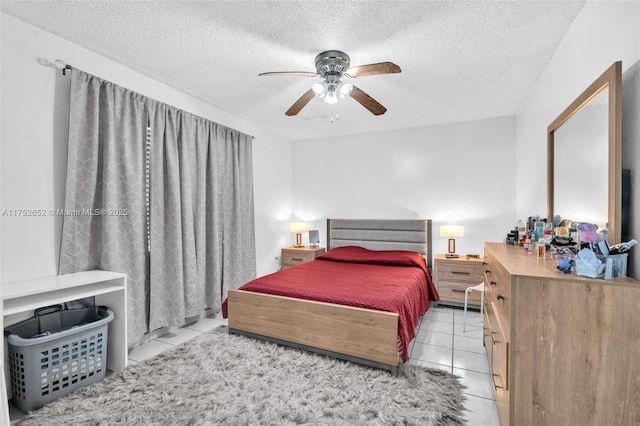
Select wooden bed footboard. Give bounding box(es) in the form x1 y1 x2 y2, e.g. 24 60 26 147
227 289 400 372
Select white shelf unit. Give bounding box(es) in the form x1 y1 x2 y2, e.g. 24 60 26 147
1 271 128 421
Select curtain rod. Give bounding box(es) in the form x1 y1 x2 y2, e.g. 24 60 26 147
54 59 72 76
51 59 255 140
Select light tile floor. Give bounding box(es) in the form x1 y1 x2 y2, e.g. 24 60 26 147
11 307 499 424
409 305 500 425
127 316 227 364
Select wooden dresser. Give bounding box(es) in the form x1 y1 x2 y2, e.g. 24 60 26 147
483 242 640 425
281 246 325 270
433 254 485 307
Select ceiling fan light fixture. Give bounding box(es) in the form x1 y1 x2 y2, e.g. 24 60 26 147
312 82 325 98
325 91 338 104
339 83 353 99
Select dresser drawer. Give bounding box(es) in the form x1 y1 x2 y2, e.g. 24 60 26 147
485 300 509 389
484 299 510 425
281 247 325 269
490 302 509 391
483 254 511 324
483 305 493 367
495 386 510 426
437 280 482 304
282 250 315 266
437 261 484 283
494 261 511 324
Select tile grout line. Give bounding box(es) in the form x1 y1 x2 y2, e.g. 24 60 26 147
129 322 224 363
451 313 456 373
461 392 496 402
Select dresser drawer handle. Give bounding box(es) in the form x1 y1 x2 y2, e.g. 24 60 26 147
490 281 497 286
291 257 304 261
497 294 505 301
451 289 466 293
451 271 470 275
485 270 491 274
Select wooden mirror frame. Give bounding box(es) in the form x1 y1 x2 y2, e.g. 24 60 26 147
547 61 622 244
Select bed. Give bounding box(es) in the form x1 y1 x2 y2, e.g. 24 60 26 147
225 219 435 374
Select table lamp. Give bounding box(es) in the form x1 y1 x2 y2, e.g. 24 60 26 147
290 222 308 247
440 225 464 258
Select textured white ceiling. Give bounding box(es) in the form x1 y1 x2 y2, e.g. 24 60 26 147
1 0 586 141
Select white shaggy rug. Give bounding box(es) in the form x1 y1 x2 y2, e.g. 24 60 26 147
20 327 466 425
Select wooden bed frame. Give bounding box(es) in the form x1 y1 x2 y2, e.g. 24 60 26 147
227 219 432 374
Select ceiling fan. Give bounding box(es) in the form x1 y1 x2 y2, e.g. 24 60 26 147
259 50 401 117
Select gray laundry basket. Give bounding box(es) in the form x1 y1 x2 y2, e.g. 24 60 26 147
4 305 114 412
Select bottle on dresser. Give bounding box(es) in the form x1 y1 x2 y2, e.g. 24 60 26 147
536 238 546 258
517 219 526 244
524 234 533 254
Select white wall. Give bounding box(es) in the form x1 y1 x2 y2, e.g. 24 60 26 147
252 138 293 275
0 13 292 282
291 116 517 260
516 0 640 277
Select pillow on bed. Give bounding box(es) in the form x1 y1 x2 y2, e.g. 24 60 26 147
316 245 427 271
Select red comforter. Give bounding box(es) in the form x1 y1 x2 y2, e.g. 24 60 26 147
223 246 438 362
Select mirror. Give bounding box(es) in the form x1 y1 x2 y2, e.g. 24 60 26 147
554 89 609 225
547 61 622 244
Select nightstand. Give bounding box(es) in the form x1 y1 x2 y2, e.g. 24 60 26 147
433 254 485 307
281 246 326 270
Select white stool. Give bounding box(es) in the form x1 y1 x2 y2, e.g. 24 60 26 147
463 282 484 332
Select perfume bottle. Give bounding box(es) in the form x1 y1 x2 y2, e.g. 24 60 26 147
543 222 554 245
517 219 526 243
524 234 532 254
536 239 546 258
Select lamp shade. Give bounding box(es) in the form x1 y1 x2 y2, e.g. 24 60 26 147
440 225 464 238
289 222 309 233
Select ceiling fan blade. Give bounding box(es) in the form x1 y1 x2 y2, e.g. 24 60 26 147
350 86 387 115
258 71 317 77
285 89 315 116
346 62 401 78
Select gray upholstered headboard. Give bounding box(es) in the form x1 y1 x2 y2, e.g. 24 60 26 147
327 219 433 269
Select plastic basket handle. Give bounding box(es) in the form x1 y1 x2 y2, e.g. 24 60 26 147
34 304 64 317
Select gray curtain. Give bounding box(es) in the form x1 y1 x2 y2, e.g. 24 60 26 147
60 69 256 344
147 101 256 331
59 70 149 344
215 124 256 302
